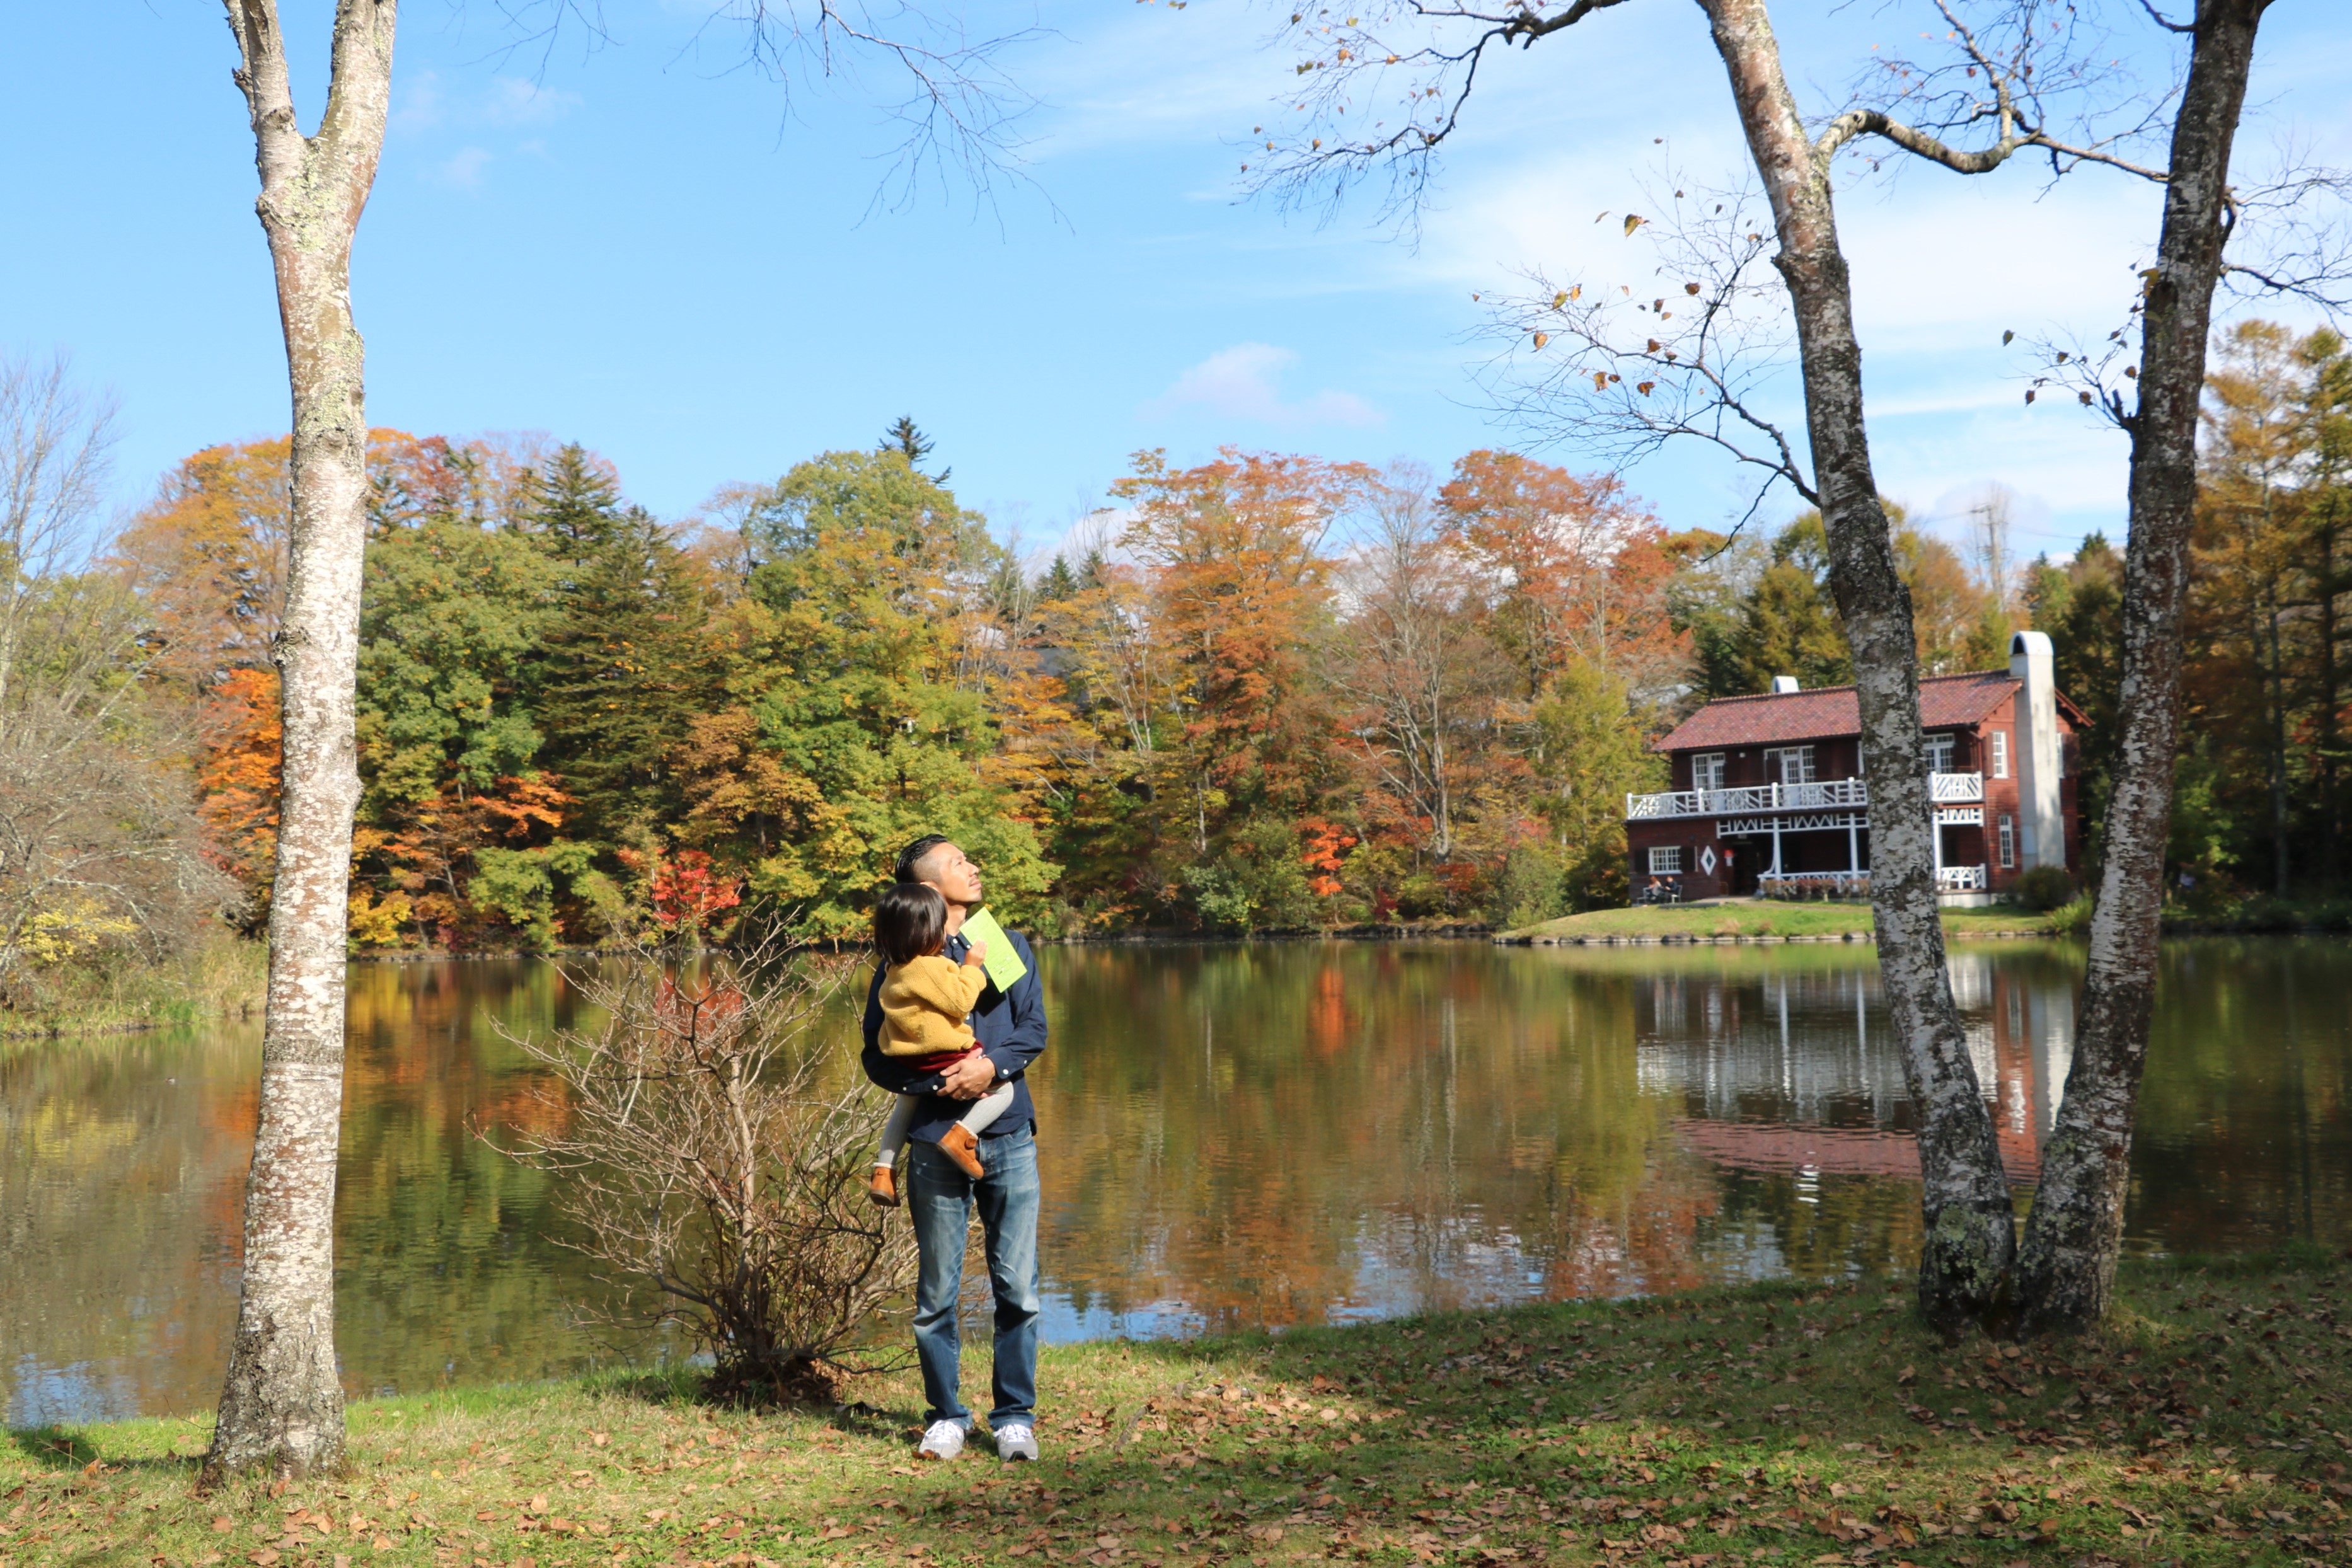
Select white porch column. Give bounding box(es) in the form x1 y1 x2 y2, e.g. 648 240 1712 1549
1847 819 1860 872
1770 819 1784 878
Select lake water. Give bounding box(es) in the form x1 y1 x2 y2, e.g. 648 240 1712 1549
5 938 2347 1425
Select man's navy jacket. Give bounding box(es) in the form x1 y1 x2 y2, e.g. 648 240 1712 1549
860 924 1046 1145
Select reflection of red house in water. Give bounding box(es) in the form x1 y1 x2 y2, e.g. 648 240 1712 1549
1625 632 2086 905
1649 961 2070 1182
1673 1116 2048 1182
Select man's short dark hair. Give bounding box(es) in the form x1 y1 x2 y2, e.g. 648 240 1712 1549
894 834 954 885
874 882 949 967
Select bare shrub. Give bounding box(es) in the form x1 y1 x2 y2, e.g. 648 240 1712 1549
0 354 236 1015
487 952 914 1402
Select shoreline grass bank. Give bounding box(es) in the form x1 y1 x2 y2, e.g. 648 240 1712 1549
1500 901 2068 945
10 1252 2349 1567
1 935 264 1041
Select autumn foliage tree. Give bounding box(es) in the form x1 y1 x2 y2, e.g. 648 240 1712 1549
1440 450 1683 700
1114 449 1366 857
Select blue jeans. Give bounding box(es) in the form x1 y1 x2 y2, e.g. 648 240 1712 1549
908 1122 1040 1429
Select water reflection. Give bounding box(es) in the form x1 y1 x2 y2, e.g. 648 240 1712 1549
8 938 2352 1424
1632 949 2079 1180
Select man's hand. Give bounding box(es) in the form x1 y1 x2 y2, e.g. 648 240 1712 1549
939 1052 998 1100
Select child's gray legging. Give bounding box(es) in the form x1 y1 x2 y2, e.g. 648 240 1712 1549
876 1080 1015 1165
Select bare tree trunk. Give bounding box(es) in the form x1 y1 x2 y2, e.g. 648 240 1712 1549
2015 0 2269 1335
2268 580 2290 897
1699 0 2017 1327
204 0 398 1483
2320 516 2341 887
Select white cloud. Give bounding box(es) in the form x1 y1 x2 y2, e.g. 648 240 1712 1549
433 147 493 189
391 70 578 139
1142 343 1384 429
485 76 582 126
393 69 446 133
1022 0 1285 160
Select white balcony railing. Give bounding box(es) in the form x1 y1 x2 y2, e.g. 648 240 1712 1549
1937 864 1988 892
1626 772 1982 821
1932 771 1986 804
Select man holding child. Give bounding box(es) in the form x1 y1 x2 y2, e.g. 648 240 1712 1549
860 835 1047 1463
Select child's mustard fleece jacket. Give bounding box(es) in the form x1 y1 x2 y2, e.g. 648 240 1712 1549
875 955 989 1059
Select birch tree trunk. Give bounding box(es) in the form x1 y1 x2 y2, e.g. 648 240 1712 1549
2015 0 2269 1335
1698 0 2018 1327
204 0 398 1483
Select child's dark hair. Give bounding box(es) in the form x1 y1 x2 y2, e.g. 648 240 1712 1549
874 882 950 967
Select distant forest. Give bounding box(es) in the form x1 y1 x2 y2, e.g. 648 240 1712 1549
3 320 2345 986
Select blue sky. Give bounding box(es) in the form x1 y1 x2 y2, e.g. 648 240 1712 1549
4 1 2347 565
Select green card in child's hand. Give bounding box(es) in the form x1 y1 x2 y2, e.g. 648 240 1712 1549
957 907 1029 993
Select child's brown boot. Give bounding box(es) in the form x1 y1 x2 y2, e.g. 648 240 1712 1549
938 1124 986 1180
868 1165 899 1208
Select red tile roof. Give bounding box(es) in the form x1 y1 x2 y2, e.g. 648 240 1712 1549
1655 670 2021 751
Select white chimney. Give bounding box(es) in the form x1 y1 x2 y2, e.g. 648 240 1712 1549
2009 630 2064 869
1770 675 1801 694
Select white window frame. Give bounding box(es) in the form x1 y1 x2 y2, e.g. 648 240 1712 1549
1990 729 2010 779
1765 745 1818 785
1997 814 2016 869
1649 846 1684 875
1691 752 1727 791
1922 732 1956 775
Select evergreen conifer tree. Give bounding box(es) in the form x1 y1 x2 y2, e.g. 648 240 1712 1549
880 415 949 484
519 445 708 843
1039 553 1081 603
1729 515 1854 693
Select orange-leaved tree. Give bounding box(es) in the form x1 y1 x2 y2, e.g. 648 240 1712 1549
196 666 285 926
1113 449 1369 860
112 439 294 689
1439 450 1684 700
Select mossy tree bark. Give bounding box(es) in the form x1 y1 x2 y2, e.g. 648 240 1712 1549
204 0 397 1483
2016 0 2272 1335
1695 0 2019 1328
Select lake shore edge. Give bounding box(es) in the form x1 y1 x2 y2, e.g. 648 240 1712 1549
1 935 266 1042
1497 901 2068 945
15 907 2347 1038
9 1248 2345 1567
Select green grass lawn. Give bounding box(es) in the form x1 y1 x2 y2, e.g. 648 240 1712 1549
1503 901 2063 943
10 1251 2349 1567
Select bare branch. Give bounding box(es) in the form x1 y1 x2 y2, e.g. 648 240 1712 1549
1244 0 1644 228
1479 180 1818 517
1828 0 2174 188
488 0 1048 210
2014 320 2143 432
2218 151 2352 314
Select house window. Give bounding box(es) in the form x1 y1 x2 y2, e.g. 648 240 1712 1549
1649 846 1684 875
1692 752 1726 791
1765 745 1818 785
1922 732 1955 775
1990 729 2010 779
1998 814 2016 868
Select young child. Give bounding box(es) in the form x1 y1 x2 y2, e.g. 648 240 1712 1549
867 881 1016 1207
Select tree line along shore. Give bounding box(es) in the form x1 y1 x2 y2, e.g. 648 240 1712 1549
9 322 2351 1028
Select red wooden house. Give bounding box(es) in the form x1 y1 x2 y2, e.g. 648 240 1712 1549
1623 631 2085 904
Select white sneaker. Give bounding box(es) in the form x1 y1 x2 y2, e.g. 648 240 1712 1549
994 1422 1039 1462
916 1419 966 1461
